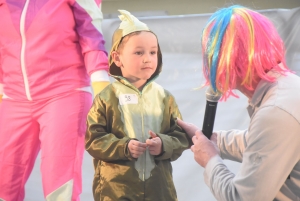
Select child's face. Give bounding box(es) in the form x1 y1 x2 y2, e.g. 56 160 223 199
116 31 158 89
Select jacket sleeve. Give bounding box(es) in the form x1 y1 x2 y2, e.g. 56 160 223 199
85 93 133 162
0 51 2 84
155 94 191 161
72 0 109 75
216 129 248 162
204 106 300 201
0 52 3 99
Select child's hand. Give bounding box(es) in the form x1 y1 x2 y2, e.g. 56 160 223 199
146 130 162 156
128 140 147 158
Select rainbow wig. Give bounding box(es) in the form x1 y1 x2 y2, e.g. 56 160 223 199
202 5 289 100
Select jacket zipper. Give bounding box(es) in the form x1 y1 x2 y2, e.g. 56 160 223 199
20 0 32 100
140 92 146 182
139 92 146 200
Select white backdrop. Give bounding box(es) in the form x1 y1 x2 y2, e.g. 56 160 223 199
25 7 300 201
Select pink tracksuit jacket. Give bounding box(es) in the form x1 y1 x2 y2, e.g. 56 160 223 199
0 0 109 201
0 0 108 101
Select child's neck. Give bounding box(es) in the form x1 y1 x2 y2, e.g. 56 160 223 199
126 78 147 91
133 81 147 91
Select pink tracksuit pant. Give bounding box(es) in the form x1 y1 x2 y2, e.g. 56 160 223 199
0 91 92 201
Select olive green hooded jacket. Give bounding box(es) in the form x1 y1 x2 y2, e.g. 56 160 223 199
85 26 190 200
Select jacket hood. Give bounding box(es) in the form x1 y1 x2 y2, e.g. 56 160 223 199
108 10 162 79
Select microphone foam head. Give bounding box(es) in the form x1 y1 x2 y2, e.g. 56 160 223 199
205 87 222 102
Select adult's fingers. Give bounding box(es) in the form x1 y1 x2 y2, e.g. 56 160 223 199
210 132 218 143
176 118 189 130
177 119 200 138
190 145 195 152
191 131 202 144
191 130 206 147
195 130 205 139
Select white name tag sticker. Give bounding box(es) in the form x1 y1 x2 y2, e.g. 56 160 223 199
119 94 138 105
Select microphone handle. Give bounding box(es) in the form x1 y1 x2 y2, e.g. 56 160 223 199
202 100 218 139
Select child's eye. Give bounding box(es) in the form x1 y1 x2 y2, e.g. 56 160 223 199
150 51 157 55
135 51 143 55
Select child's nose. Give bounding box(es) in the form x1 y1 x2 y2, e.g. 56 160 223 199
143 55 151 63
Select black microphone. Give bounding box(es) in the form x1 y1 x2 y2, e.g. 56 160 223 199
202 87 221 139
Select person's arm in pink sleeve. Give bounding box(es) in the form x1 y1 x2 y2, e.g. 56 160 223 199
0 52 3 103
72 0 110 96
0 84 2 103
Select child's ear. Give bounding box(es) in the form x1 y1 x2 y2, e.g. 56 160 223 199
111 51 122 67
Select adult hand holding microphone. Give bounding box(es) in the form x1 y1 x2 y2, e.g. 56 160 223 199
177 87 220 167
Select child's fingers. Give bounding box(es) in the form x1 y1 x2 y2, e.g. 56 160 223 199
149 148 160 155
138 142 148 148
130 148 145 158
134 146 146 152
131 153 139 158
128 140 147 157
146 138 156 146
149 130 158 138
131 140 147 148
149 147 157 152
145 139 151 145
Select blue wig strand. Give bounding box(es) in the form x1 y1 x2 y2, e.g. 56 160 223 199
206 5 242 92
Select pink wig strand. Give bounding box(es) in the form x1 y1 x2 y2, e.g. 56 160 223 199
202 5 290 100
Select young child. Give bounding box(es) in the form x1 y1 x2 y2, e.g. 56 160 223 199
85 10 190 201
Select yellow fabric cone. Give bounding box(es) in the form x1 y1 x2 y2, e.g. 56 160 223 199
92 81 110 97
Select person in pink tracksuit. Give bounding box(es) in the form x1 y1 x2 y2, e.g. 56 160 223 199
0 0 110 200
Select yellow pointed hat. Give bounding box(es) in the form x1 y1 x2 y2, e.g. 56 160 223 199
109 10 162 77
118 10 150 36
